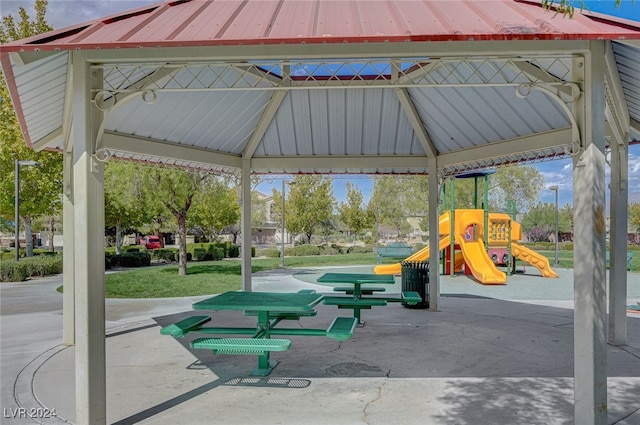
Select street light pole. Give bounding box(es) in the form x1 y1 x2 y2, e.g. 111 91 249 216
549 185 559 266
15 160 41 261
281 178 285 267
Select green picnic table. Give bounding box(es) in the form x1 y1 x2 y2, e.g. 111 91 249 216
318 273 395 324
191 291 324 375
160 291 358 376
317 272 423 324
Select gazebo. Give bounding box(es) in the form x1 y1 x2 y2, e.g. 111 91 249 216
2 0 639 423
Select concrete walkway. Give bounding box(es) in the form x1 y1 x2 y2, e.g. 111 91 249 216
2 267 640 424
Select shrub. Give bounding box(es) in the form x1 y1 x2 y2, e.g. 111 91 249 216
151 248 177 262
286 245 321 256
105 252 115 269
122 245 143 252
0 262 28 282
0 254 63 282
227 245 240 258
192 247 208 261
346 246 371 254
317 244 341 255
216 242 229 257
257 248 281 258
33 249 57 256
187 243 227 259
1 251 16 261
111 252 151 268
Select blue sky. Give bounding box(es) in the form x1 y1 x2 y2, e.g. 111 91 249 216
4 0 639 209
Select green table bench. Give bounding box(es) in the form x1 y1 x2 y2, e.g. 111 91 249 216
318 272 395 324
376 243 413 263
161 290 359 375
605 251 634 271
333 286 386 295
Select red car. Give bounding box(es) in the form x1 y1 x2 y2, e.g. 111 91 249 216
141 235 162 250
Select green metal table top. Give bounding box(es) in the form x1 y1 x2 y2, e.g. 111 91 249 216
193 291 324 312
317 273 395 284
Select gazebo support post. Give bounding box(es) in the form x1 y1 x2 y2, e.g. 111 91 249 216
72 51 107 425
609 137 628 345
62 145 75 346
572 41 607 425
428 158 440 311
241 159 252 291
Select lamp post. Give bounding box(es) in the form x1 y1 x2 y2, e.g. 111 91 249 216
549 185 559 266
281 179 286 267
15 160 41 261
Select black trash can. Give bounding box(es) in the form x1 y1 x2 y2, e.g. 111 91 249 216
400 261 429 309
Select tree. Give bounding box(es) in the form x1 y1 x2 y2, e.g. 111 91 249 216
559 203 574 234
543 0 626 18
489 166 545 212
338 182 372 244
369 176 413 239
0 1 60 257
272 175 335 244
630 203 640 233
189 177 240 242
141 166 205 275
521 202 573 241
104 162 156 254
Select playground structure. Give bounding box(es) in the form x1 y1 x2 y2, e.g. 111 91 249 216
374 170 558 284
373 210 559 284
375 211 559 283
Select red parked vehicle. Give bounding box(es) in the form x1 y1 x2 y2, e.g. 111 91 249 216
141 235 162 250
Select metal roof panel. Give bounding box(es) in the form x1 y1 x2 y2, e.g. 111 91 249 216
10 52 68 145
3 0 640 52
612 42 640 124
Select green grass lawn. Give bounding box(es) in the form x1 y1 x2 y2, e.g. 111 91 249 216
76 248 637 299
103 253 380 298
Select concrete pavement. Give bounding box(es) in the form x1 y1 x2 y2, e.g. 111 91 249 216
2 267 640 424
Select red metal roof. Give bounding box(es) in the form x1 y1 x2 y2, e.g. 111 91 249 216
3 0 640 52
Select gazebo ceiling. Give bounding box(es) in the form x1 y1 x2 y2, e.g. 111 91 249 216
2 0 640 176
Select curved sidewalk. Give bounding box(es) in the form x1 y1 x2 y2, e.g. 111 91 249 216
2 268 640 424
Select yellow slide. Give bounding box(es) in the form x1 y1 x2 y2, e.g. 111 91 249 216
457 237 507 284
373 235 452 275
512 242 559 278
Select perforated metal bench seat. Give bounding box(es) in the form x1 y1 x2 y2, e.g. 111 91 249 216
243 309 318 320
322 296 387 309
401 291 423 304
191 338 292 355
160 315 211 338
325 317 358 341
332 286 386 295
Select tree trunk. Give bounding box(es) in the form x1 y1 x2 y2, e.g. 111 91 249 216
48 217 55 252
115 217 122 255
24 217 35 257
178 214 187 276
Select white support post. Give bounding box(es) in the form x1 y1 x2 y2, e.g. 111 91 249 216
62 146 75 345
428 158 440 311
572 41 607 425
72 51 107 425
609 138 628 345
241 159 252 291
